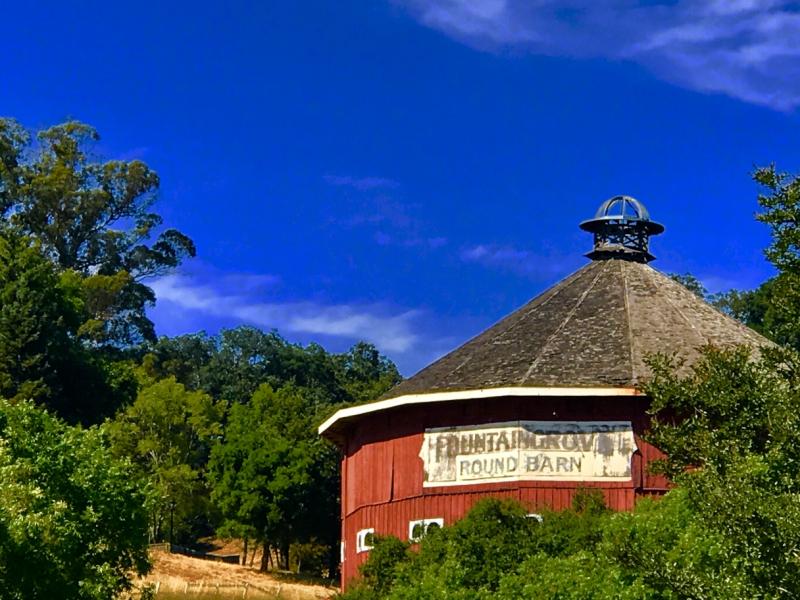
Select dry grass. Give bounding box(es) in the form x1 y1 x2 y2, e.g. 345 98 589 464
134 549 338 600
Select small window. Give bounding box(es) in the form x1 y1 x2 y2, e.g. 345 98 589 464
408 518 444 542
526 513 543 523
340 541 345 563
356 528 375 553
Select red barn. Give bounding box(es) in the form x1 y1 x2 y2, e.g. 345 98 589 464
319 197 769 588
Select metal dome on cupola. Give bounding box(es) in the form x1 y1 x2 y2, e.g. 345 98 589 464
580 195 665 263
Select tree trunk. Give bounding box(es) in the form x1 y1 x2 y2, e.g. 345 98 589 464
242 537 248 566
280 542 290 571
260 542 269 571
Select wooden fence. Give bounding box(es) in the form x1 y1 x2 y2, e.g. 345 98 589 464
142 579 329 599
148 580 283 597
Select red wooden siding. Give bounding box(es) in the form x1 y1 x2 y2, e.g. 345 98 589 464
338 394 669 587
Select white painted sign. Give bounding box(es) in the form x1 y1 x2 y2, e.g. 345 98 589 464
420 421 637 487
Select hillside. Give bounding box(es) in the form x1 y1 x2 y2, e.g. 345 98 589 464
136 549 338 599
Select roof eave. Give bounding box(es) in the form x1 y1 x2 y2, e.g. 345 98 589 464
319 385 644 445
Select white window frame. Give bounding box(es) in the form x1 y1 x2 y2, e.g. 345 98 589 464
408 518 444 542
526 513 544 522
340 541 345 563
356 528 375 553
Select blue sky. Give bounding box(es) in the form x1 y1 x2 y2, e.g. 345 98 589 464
2 1 799 374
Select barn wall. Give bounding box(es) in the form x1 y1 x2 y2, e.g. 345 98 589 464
341 482 636 583
338 394 668 586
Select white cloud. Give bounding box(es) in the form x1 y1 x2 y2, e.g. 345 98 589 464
460 243 578 278
150 274 421 353
398 0 800 110
461 243 530 263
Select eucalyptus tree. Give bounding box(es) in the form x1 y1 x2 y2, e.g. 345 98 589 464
0 117 195 346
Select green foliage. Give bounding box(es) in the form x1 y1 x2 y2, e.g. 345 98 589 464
2 119 194 277
334 342 402 404
290 540 331 577
208 384 340 571
398 499 540 594
754 165 800 275
142 333 216 391
135 330 399 571
107 376 224 543
642 346 800 597
706 166 800 352
503 349 800 599
0 119 28 215
668 273 709 300
0 117 195 346
643 346 797 478
0 399 149 599
357 537 410 596
343 495 619 600
0 230 80 403
0 228 136 422
145 327 399 407
0 114 409 589
711 276 787 338
533 488 610 558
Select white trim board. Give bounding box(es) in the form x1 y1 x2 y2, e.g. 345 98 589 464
318 386 642 436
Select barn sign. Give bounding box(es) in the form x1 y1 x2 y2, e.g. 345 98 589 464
420 421 637 486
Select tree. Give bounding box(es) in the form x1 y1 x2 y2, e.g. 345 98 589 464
142 333 217 391
0 118 195 345
203 327 349 405
144 328 400 407
668 273 708 300
107 376 224 543
0 230 80 403
0 119 27 215
208 384 340 571
703 166 800 353
0 399 150 599
751 165 800 350
639 346 800 597
0 228 136 422
335 341 402 404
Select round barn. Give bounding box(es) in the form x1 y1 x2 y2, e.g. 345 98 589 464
319 197 770 587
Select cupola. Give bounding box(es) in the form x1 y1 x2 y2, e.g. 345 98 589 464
579 195 664 262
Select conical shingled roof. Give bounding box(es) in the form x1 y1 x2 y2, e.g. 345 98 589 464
382 258 771 400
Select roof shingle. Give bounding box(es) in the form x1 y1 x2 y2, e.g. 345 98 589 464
383 258 770 399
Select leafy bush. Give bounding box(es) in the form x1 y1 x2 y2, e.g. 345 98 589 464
341 494 616 599
290 540 330 577
0 399 150 599
358 536 410 596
